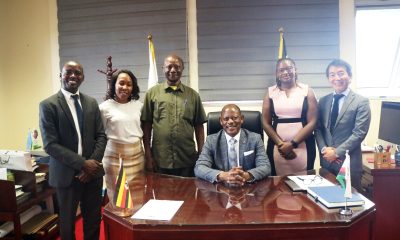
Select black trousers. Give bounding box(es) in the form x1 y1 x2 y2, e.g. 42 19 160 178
56 177 103 240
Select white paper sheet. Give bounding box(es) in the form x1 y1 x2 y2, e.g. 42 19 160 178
132 199 184 221
0 168 7 180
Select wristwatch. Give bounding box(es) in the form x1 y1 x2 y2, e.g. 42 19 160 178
290 140 299 148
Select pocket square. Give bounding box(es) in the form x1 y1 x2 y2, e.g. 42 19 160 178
244 150 254 156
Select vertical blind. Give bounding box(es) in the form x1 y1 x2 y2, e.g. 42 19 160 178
197 0 340 101
58 0 339 102
58 0 187 102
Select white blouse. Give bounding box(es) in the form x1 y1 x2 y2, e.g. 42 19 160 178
99 99 143 144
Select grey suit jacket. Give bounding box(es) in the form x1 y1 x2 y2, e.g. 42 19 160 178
194 129 271 183
315 90 371 176
39 91 107 188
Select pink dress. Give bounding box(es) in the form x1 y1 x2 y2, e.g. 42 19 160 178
267 83 316 176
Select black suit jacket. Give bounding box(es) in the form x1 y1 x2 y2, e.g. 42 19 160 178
39 91 107 188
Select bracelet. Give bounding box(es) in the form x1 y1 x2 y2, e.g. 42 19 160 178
291 140 299 148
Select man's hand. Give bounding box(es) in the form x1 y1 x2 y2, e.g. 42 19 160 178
76 171 93 183
322 147 342 163
217 167 250 186
82 160 102 176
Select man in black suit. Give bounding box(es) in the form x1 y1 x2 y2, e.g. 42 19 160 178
39 61 107 240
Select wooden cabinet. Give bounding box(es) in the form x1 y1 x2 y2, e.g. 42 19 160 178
0 166 58 240
362 152 400 240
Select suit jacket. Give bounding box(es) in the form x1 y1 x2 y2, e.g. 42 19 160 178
39 91 107 188
194 129 271 183
315 90 371 176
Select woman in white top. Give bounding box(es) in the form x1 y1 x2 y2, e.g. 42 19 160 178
99 69 144 209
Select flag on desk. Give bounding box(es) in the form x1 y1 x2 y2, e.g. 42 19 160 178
147 34 159 89
114 156 133 208
278 28 287 59
336 150 352 198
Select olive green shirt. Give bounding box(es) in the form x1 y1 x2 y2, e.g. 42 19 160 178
141 82 207 169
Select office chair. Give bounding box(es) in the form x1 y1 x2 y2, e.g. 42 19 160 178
207 110 264 141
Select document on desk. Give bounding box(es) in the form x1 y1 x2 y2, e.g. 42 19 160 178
132 199 184 221
0 168 6 180
287 175 334 191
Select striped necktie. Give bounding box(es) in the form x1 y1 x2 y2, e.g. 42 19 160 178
228 138 237 168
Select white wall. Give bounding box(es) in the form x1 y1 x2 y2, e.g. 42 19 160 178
0 0 59 150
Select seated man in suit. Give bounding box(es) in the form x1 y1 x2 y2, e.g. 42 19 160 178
195 104 271 186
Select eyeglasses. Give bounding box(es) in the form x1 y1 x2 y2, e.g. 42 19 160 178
297 175 323 185
328 71 347 79
278 67 294 74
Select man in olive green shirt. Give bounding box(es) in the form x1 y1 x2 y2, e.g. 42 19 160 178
141 54 207 177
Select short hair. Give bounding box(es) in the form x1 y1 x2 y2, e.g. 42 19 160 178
221 104 242 116
325 59 352 78
105 69 140 101
164 54 184 69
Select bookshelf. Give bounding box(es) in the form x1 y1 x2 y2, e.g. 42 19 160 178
0 166 58 240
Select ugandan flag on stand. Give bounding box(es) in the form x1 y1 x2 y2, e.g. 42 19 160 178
114 156 133 208
336 150 352 199
278 28 288 59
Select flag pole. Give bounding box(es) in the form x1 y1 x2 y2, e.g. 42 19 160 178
147 34 158 89
278 27 287 59
339 150 353 216
340 197 353 216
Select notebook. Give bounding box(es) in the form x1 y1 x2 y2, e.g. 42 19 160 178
308 185 365 208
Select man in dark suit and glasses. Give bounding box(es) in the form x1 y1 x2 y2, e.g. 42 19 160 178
315 59 371 191
39 61 107 240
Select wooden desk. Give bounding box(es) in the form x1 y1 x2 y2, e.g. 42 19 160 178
362 153 400 240
103 172 375 240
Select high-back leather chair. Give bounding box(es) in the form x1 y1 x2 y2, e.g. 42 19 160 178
207 110 264 141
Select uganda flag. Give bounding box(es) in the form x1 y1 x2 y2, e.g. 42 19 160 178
278 28 287 59
114 156 133 208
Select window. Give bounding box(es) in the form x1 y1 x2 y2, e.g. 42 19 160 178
356 8 400 97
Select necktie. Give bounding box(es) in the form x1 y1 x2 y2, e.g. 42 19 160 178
330 94 344 133
228 138 237 168
71 94 83 133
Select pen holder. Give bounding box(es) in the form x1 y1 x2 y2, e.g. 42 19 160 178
374 152 391 168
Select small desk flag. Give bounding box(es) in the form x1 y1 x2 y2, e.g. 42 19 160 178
147 35 158 89
114 155 133 209
336 150 352 198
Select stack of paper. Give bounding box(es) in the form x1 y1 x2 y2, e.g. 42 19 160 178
132 200 184 221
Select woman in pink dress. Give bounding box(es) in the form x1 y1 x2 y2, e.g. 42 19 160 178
262 58 317 176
